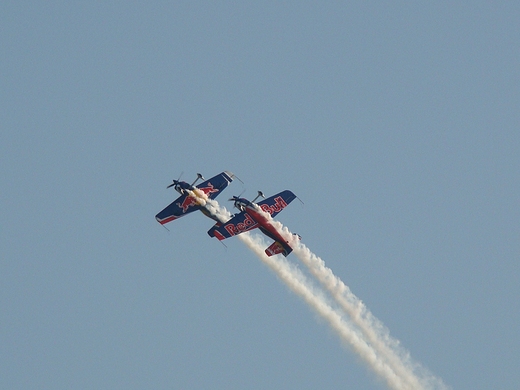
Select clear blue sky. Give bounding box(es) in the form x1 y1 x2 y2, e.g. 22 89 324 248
2 2 519 389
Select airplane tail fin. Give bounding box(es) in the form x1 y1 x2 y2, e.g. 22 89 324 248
265 241 293 257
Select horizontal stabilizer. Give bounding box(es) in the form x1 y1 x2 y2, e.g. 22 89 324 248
265 240 293 257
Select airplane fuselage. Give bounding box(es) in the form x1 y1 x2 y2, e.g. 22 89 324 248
244 205 290 247
206 189 297 257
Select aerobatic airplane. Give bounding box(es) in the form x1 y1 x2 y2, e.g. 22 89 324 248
207 190 299 257
155 171 235 225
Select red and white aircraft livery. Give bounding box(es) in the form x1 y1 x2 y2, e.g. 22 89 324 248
207 190 299 257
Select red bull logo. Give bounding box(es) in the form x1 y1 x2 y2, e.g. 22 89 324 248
176 183 220 213
260 196 288 215
176 195 198 213
197 183 219 197
224 213 257 236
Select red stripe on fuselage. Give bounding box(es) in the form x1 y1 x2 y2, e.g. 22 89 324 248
246 206 288 245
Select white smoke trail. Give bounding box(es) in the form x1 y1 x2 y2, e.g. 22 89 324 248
293 243 433 389
269 219 448 390
237 232 412 390
204 199 447 389
205 200 414 389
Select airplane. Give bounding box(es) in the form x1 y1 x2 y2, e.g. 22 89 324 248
207 190 299 257
155 171 235 225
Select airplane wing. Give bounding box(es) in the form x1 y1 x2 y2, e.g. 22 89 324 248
256 190 297 218
194 171 235 200
155 194 202 224
155 171 234 225
207 211 259 240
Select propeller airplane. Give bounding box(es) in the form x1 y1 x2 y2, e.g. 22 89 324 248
155 171 235 225
207 190 300 257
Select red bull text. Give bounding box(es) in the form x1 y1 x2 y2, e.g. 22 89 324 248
260 196 288 215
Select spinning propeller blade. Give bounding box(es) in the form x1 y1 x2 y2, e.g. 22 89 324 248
167 172 184 189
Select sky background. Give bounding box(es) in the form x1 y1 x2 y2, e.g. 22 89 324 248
2 2 519 389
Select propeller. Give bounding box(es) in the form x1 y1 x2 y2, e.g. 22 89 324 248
228 195 241 209
166 179 180 189
167 172 184 189
229 189 247 209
